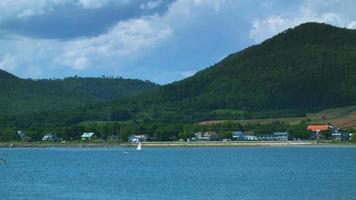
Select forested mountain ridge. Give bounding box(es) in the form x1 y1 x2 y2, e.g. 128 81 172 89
2 22 356 128
137 22 356 112
0 72 158 117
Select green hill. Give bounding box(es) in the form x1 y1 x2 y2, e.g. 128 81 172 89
107 22 356 122
0 72 158 117
152 22 356 111
2 22 356 128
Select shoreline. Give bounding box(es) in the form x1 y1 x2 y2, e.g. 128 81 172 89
1 141 355 148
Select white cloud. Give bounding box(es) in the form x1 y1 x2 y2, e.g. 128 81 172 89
0 0 74 23
249 0 352 43
0 0 241 81
140 0 162 10
0 54 18 72
250 15 286 43
17 9 38 19
2 0 356 83
348 21 356 29
0 0 128 22
58 16 173 70
77 0 131 9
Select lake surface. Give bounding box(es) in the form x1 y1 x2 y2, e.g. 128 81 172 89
1 147 355 200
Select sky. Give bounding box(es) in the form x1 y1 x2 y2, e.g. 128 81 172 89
0 0 355 84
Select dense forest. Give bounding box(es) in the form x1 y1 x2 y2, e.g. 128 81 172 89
78 22 356 123
0 71 158 117
1 22 356 141
137 22 356 111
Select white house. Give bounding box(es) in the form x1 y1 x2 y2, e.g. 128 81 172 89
42 133 59 141
194 131 219 141
128 135 149 143
81 132 96 140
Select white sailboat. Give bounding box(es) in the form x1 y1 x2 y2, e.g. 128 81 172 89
136 142 142 151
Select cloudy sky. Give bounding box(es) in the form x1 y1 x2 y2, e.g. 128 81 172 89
0 0 355 84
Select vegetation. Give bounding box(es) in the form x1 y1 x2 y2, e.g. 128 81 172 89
31 22 355 126
0 71 157 117
1 22 356 142
0 120 313 142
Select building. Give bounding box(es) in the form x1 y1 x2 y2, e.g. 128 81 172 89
232 131 258 141
128 135 149 143
81 132 96 140
257 134 274 141
307 124 334 140
307 124 332 132
245 135 258 141
42 133 60 141
194 131 219 141
272 132 289 141
232 131 245 141
331 130 353 141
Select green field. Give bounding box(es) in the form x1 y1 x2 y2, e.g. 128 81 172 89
199 105 356 129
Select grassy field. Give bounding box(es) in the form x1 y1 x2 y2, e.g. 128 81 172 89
199 105 356 129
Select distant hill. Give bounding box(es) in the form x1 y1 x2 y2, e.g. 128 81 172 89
108 22 356 121
150 22 356 111
0 72 158 117
2 22 356 127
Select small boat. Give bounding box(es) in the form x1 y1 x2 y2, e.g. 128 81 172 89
136 142 142 151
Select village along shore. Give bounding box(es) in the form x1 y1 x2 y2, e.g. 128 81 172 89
0 140 355 148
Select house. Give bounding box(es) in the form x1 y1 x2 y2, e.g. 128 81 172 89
81 132 96 140
232 131 245 141
245 135 258 141
272 132 289 141
128 135 149 143
331 130 353 141
232 131 257 141
42 133 60 141
194 131 219 141
257 134 274 141
307 124 334 140
307 124 332 132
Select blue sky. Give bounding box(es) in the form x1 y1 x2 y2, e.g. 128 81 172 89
0 0 355 84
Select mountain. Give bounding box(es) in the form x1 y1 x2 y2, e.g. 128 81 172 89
155 23 356 110
125 23 355 111
2 22 356 127
79 22 354 123
0 72 158 117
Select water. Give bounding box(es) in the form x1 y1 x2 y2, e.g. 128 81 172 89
0 147 355 200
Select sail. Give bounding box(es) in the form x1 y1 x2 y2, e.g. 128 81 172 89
136 142 142 151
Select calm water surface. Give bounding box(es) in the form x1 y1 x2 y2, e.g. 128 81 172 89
0 147 355 200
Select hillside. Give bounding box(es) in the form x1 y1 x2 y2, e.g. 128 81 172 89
0 71 158 117
199 105 356 129
108 22 356 121
154 23 356 110
2 22 356 128
0 69 18 79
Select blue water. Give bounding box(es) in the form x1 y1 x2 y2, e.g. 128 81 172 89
0 147 355 200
